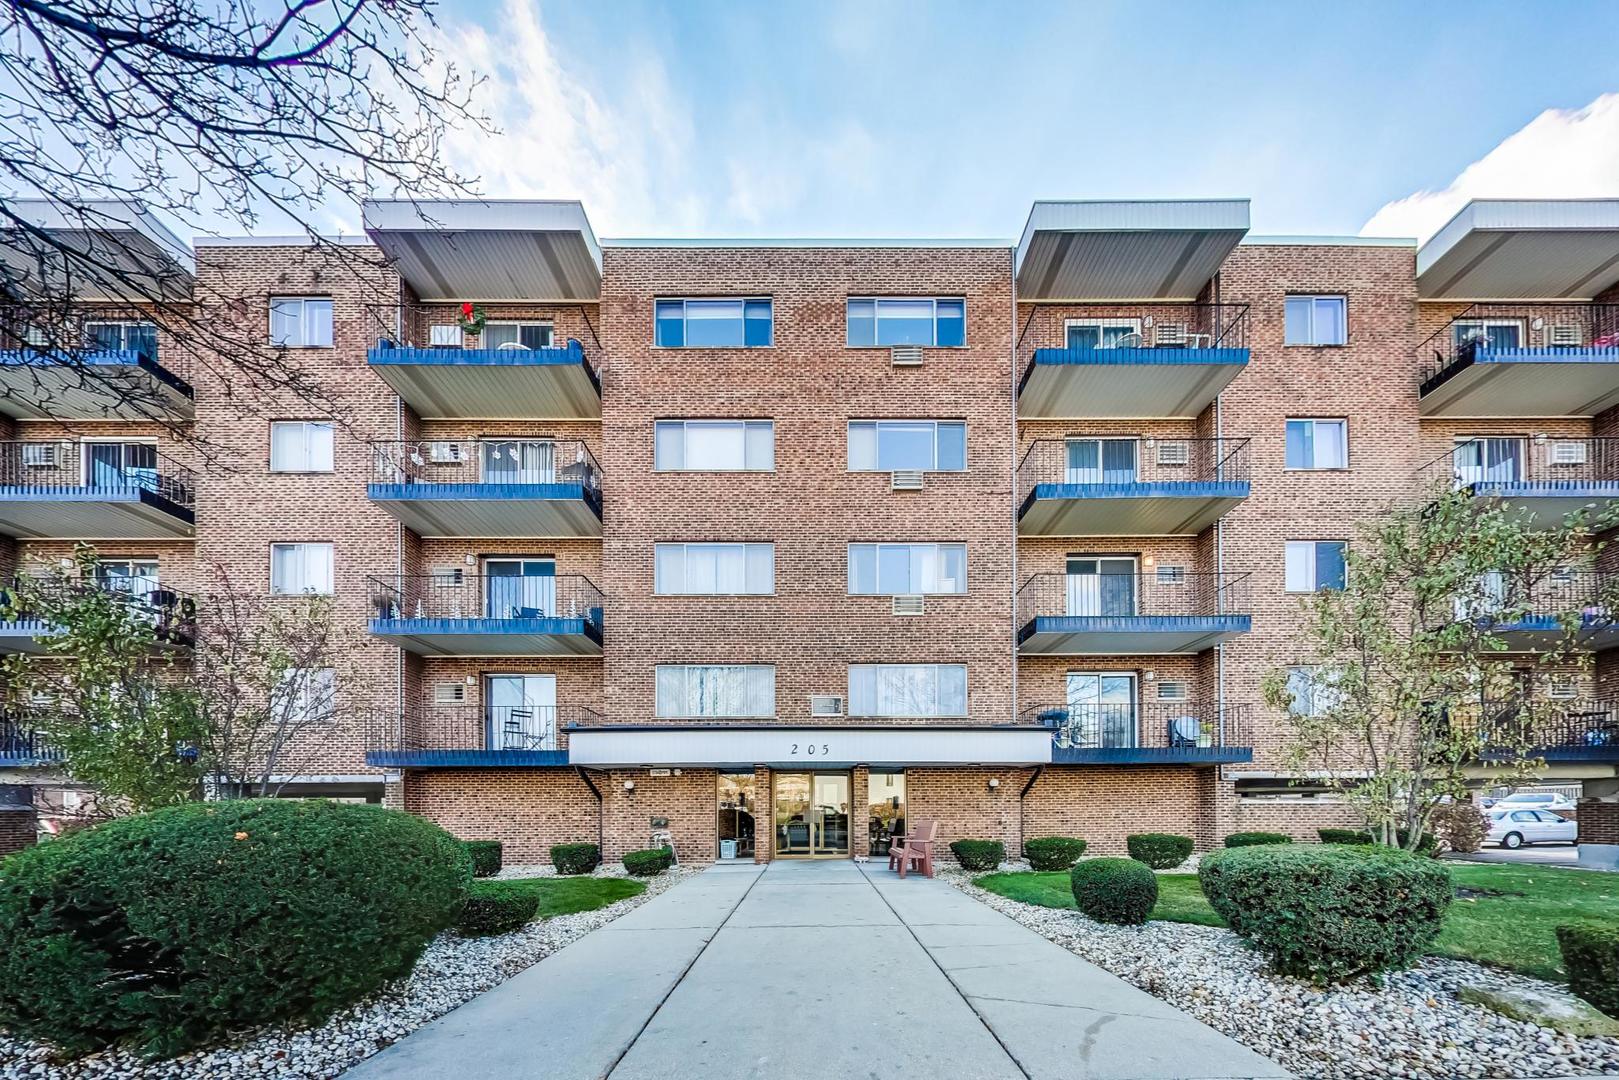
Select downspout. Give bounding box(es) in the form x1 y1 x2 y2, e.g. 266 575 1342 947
1009 246 1019 732
1018 765 1043 857
575 766 604 853
1213 272 1228 781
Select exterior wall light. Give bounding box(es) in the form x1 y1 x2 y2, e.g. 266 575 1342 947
623 779 636 793
987 777 1000 791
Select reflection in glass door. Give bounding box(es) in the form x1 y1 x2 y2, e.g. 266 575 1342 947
83 441 157 492
485 673 556 750
1065 672 1137 749
485 558 556 618
868 771 905 856
716 774 756 859
774 772 851 857
1066 557 1137 617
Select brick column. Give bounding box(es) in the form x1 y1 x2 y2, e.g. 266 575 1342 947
851 766 870 858
0 807 37 855
382 777 406 811
753 766 772 863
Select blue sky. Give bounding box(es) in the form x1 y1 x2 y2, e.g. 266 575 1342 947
407 1 1619 242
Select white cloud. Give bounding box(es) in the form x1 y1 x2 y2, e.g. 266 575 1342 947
1362 94 1619 243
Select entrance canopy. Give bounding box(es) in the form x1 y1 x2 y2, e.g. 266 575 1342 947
566 724 1052 769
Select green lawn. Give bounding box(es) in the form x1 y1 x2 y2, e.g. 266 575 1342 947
473 876 646 918
974 862 1618 981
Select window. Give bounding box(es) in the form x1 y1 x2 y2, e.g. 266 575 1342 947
655 543 774 595
848 664 967 717
846 298 965 347
82 441 156 490
269 421 335 473
1453 318 1523 353
655 298 772 348
1285 666 1341 717
1064 318 1142 350
847 420 966 472
83 320 157 357
655 665 775 718
274 667 335 724
1065 438 1137 484
654 420 774 471
1452 437 1523 485
268 297 333 347
1284 295 1346 346
483 322 553 350
96 559 159 600
1285 419 1347 470
1285 541 1347 592
270 543 334 595
848 543 966 595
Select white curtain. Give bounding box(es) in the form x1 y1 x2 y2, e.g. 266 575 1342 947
849 665 966 717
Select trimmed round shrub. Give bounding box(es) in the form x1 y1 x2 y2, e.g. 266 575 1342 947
1024 836 1087 871
1070 858 1158 925
1317 828 1373 845
457 883 541 936
949 839 1005 871
1433 803 1489 854
1199 844 1451 984
623 847 674 876
551 842 601 875
0 800 470 1058
1224 831 1292 848
1557 923 1619 1019
1126 833 1194 869
465 839 503 878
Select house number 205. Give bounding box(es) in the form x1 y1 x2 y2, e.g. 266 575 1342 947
789 743 831 756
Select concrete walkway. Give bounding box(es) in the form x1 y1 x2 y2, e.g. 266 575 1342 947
343 860 1289 1080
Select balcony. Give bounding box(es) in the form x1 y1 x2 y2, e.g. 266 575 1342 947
0 578 196 655
1018 437 1249 536
367 315 599 419
1020 701 1253 765
0 717 60 766
0 439 194 539
1452 570 1619 652
1471 700 1619 765
364 704 602 768
1016 571 1251 654
1017 305 1249 419
1420 437 1619 529
368 439 602 538
1418 304 1619 417
368 573 603 656
0 333 194 421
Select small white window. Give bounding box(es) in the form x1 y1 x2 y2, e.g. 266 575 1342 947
269 421 335 473
1284 419 1347 470
655 543 774 595
1284 295 1346 346
654 420 774 472
275 667 335 724
268 298 334 348
270 543 334 595
1285 541 1348 593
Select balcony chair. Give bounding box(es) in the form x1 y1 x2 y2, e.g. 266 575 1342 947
1167 714 1203 749
890 819 938 879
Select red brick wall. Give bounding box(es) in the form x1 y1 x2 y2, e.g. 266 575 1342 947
1577 799 1619 845
0 809 36 854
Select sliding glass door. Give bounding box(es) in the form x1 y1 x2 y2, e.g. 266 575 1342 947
485 673 556 750
1066 557 1137 617
485 559 556 618
1065 439 1137 485
1065 672 1138 748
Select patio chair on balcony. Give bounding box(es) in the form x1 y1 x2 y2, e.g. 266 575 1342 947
501 708 540 749
1168 715 1203 748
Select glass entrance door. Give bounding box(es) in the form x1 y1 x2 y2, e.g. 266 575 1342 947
868 771 905 856
774 772 851 857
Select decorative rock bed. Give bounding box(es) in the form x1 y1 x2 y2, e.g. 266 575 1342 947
0 865 695 1080
946 869 1619 1080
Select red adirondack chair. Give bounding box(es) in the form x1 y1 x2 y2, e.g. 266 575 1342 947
890 819 939 879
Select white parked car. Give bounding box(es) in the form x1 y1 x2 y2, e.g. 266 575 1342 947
1492 791 1576 812
1486 808 1577 849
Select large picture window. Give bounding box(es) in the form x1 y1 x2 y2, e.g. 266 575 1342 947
847 420 966 472
655 420 774 471
848 664 967 718
848 543 966 595
655 543 774 595
846 298 965 347
655 299 772 348
656 665 775 718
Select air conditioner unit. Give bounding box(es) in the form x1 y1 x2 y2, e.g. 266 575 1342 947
1547 324 1583 347
1546 680 1578 700
434 682 467 705
1157 441 1190 466
1155 565 1187 585
890 345 924 367
428 325 460 347
1548 441 1587 466
429 567 464 587
809 694 844 717
1156 681 1189 702
891 469 925 491
20 443 59 467
428 441 464 464
892 594 925 616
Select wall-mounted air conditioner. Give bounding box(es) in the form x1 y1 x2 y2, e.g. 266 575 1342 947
891 469 924 491
428 441 464 464
892 594 925 616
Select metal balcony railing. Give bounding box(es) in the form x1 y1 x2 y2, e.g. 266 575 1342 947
364 704 604 756
370 438 601 493
1418 436 1619 491
1460 699 1619 754
364 302 596 361
1017 700 1254 751
368 573 605 627
1419 304 1619 393
1017 437 1248 505
0 715 61 763
0 439 194 507
1448 568 1615 624
1 577 197 644
1017 303 1249 373
1016 571 1251 623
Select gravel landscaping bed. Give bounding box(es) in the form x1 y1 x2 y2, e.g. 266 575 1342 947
0 866 695 1080
945 869 1619 1080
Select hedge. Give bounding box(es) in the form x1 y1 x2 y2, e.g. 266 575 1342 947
1199 844 1451 983
0 800 470 1058
623 847 674 876
1070 858 1158 925
949 839 1005 871
1557 923 1619 1019
458 882 541 936
1224 831 1293 848
465 839 503 878
1126 833 1193 869
1024 837 1087 871
1317 828 1373 845
551 842 601 875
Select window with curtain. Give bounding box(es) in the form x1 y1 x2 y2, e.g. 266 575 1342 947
269 421 335 473
1284 541 1347 592
1283 295 1346 346
83 441 157 491
480 440 555 483
1064 439 1137 484
1064 319 1142 349
847 543 966 594
1451 438 1523 486
273 667 336 724
846 298 965 347
1285 666 1341 717
485 559 556 617
655 543 774 594
654 420 774 471
268 297 333 347
482 322 553 349
95 559 159 600
848 664 967 717
655 665 775 717
655 299 772 348
83 321 158 358
1284 419 1347 469
847 420 966 471
270 543 334 595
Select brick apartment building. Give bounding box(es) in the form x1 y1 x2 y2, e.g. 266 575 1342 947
2 196 1619 865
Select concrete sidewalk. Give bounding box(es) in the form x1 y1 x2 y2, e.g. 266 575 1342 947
342 860 1289 1080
